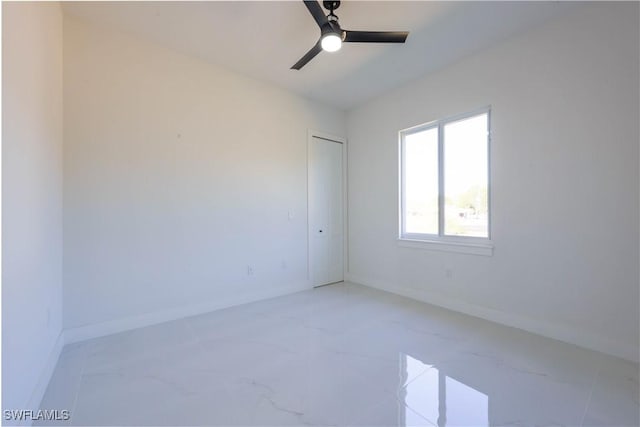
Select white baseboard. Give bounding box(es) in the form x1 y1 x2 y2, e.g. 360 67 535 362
64 282 311 345
345 273 639 364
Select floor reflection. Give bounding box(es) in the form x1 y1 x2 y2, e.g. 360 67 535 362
400 354 489 426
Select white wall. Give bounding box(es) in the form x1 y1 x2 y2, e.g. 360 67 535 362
63 17 346 330
2 1 64 413
346 3 639 362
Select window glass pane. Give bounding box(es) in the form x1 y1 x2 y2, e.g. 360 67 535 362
443 113 488 237
403 127 438 235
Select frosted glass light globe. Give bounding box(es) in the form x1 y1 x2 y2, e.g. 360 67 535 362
321 33 342 52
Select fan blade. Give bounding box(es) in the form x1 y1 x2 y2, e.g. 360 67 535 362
291 41 322 70
303 0 329 28
344 30 409 43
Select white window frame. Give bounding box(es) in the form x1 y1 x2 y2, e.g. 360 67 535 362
398 107 493 256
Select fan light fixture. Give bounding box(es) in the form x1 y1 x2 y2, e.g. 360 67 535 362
321 32 342 52
291 0 409 70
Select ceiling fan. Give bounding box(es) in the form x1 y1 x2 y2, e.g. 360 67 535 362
291 0 409 70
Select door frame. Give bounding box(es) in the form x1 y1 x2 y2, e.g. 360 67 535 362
307 129 348 288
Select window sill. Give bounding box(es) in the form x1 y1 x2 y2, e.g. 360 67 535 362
397 238 494 256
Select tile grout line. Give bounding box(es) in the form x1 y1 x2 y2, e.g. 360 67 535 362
579 355 603 427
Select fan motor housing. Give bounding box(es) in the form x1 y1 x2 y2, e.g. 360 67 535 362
323 1 340 12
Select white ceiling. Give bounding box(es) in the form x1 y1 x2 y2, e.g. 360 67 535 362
63 1 581 110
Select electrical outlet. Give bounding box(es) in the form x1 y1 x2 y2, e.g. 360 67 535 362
247 266 254 276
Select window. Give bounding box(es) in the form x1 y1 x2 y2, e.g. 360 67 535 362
400 108 490 246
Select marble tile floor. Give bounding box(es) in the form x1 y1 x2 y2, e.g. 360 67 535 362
37 282 639 426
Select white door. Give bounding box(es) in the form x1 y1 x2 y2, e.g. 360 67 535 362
309 136 344 287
